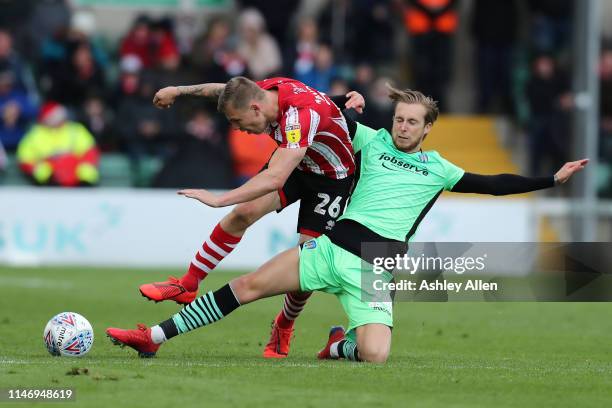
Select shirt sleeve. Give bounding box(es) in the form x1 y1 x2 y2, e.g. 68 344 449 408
329 94 348 109
278 106 319 149
451 173 554 195
438 155 465 191
352 122 379 153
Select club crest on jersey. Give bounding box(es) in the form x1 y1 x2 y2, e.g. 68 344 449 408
303 240 317 250
286 124 301 143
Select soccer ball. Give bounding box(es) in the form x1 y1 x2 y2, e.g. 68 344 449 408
43 312 94 357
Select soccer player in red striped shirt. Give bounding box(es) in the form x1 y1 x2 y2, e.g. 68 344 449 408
140 76 363 358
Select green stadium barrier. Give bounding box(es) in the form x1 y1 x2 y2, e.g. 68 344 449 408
0 154 31 186
129 155 164 187
98 153 133 187
0 153 162 187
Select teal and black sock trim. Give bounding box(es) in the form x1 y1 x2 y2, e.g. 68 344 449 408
177 291 223 332
337 339 360 361
159 319 178 339
159 284 240 339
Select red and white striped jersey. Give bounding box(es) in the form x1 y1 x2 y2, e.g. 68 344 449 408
257 77 355 180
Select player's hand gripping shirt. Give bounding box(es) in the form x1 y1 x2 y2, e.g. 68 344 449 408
257 77 355 180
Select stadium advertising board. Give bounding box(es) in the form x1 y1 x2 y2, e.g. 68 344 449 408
0 188 531 268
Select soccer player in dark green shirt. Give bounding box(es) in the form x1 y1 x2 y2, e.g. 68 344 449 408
107 87 587 362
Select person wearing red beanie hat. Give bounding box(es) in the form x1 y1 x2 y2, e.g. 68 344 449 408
38 102 68 127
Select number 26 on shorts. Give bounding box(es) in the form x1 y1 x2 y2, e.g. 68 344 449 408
314 193 344 218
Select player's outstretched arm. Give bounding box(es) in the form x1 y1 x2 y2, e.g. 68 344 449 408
178 147 307 207
152 83 226 108
452 159 589 195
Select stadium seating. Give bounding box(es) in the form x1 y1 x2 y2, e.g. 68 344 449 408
424 115 520 198
0 153 164 187
0 154 29 186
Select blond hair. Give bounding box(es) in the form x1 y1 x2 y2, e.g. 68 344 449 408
386 84 439 125
217 76 266 112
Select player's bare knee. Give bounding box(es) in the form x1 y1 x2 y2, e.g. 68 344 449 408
229 274 260 304
359 348 389 363
357 343 389 363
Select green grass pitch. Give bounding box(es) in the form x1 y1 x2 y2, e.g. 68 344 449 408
1 266 611 407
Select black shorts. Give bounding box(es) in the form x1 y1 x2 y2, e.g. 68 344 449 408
278 168 355 236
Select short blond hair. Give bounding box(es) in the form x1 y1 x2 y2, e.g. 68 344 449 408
217 76 266 112
387 84 439 125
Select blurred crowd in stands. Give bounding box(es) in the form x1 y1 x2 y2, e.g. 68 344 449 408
0 0 610 194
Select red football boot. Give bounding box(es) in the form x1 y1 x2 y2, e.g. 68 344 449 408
106 324 160 358
262 318 294 359
317 326 345 360
139 276 197 305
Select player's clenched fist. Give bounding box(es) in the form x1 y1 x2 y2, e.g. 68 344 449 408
153 86 180 108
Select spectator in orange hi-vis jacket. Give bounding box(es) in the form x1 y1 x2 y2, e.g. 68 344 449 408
404 0 458 111
17 102 100 187
228 128 277 186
